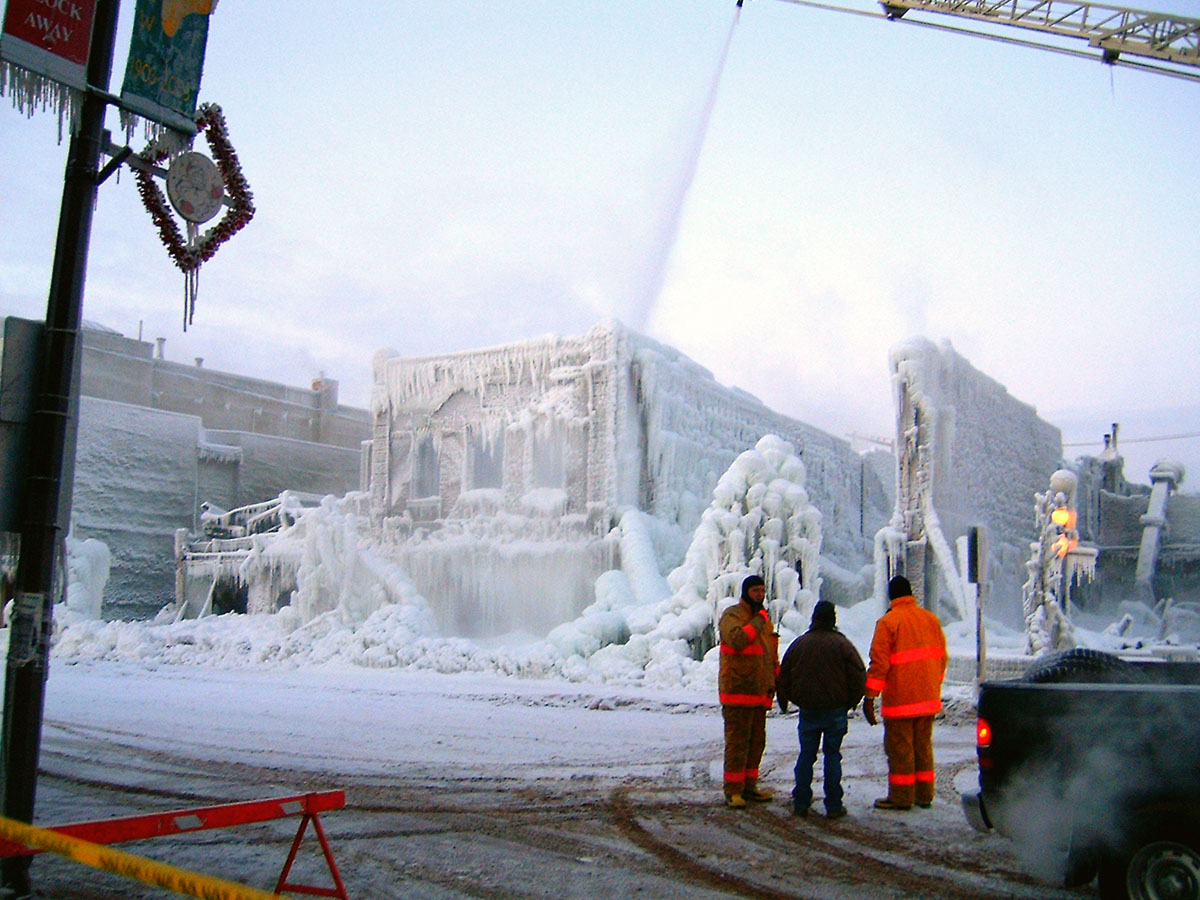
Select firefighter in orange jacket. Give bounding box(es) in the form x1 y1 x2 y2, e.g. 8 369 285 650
862 575 948 810
718 574 779 808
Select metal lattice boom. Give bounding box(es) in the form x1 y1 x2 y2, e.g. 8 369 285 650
879 0 1200 69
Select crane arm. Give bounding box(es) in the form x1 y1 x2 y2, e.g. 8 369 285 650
879 1 1200 70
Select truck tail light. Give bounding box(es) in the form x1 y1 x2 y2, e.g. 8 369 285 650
976 717 992 749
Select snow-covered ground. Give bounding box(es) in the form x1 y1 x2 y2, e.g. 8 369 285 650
13 433 1187 896
26 657 1083 900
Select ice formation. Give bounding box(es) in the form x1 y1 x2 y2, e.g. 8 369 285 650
53 436 828 686
63 536 110 620
887 338 1062 626
49 326 1199 678
1022 470 1087 655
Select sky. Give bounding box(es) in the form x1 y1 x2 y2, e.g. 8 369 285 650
2 0 1198 489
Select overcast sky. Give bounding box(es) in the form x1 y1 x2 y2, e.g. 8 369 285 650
2 0 1197 487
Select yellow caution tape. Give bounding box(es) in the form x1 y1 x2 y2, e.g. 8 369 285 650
0 815 282 900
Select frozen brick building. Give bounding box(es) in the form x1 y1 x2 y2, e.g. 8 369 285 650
364 321 893 636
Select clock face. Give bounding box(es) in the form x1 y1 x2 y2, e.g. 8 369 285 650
166 152 225 224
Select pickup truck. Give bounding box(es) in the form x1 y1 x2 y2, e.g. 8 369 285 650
961 649 1200 900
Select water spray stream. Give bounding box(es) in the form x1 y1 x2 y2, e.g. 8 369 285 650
628 4 742 332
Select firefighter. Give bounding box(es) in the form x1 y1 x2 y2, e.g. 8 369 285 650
862 575 948 810
718 574 779 808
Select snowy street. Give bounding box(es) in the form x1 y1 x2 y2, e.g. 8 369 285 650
26 663 1085 899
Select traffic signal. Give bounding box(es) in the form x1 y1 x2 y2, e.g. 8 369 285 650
1050 506 1078 558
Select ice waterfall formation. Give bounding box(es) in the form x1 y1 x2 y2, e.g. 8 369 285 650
53 436 826 685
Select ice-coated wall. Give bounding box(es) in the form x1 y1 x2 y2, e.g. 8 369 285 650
629 334 888 567
72 398 201 618
203 430 361 504
889 339 1062 625
1076 485 1200 611
71 398 366 619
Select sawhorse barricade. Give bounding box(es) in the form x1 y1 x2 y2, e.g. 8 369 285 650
0 790 349 899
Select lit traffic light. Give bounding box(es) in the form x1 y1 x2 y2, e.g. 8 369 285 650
1050 507 1076 529
1050 506 1078 557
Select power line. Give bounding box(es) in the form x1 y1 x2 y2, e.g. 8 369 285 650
1063 431 1200 448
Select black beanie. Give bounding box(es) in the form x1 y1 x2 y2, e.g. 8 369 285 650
811 600 836 626
888 575 913 600
741 575 765 599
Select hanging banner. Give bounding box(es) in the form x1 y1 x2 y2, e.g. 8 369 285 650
119 0 214 135
0 0 99 123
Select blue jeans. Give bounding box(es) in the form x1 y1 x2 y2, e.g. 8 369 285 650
793 708 849 813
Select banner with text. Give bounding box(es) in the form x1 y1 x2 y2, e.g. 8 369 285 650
120 0 214 135
0 0 99 122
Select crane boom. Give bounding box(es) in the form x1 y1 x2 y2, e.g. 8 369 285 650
879 0 1200 70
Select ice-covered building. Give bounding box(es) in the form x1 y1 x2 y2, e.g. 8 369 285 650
0 317 371 619
883 341 1198 639
364 321 893 637
1070 432 1199 636
884 339 1063 628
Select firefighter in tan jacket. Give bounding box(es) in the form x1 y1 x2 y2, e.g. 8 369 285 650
718 575 779 808
862 575 948 810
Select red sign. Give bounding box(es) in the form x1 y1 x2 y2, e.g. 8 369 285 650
1 0 98 85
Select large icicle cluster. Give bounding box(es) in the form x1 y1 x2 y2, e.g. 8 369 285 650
665 434 822 639
51 436 828 686
888 340 970 622
550 434 824 686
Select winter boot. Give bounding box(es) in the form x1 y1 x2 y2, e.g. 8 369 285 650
743 782 774 802
725 793 746 809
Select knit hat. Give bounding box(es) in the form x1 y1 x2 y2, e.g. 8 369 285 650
811 600 836 626
887 575 913 600
741 575 765 599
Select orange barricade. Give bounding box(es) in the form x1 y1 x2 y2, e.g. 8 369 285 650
0 790 349 899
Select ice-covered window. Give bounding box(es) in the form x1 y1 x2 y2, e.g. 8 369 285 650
532 434 564 488
467 431 504 490
412 434 440 498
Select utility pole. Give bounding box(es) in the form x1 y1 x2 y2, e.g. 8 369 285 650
1 1 121 895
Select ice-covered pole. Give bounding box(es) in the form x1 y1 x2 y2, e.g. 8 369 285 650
1 2 121 894
1133 460 1184 606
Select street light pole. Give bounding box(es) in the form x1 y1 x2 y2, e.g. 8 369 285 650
1 1 121 894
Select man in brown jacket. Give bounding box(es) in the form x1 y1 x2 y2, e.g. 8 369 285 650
777 600 866 818
718 575 779 808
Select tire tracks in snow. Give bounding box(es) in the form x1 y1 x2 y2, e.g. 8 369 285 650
609 788 1083 900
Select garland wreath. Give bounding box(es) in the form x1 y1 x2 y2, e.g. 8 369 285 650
135 103 255 328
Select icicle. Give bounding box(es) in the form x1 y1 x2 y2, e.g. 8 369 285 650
1 62 82 141
183 221 200 330
118 106 193 155
184 267 199 330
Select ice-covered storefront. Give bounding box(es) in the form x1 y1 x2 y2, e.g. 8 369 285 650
363 321 892 638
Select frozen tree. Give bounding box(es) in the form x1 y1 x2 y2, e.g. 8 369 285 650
663 434 823 649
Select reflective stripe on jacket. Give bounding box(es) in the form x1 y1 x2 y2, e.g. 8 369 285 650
865 594 947 719
718 599 778 708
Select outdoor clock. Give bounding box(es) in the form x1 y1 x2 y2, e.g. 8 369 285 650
165 151 225 224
